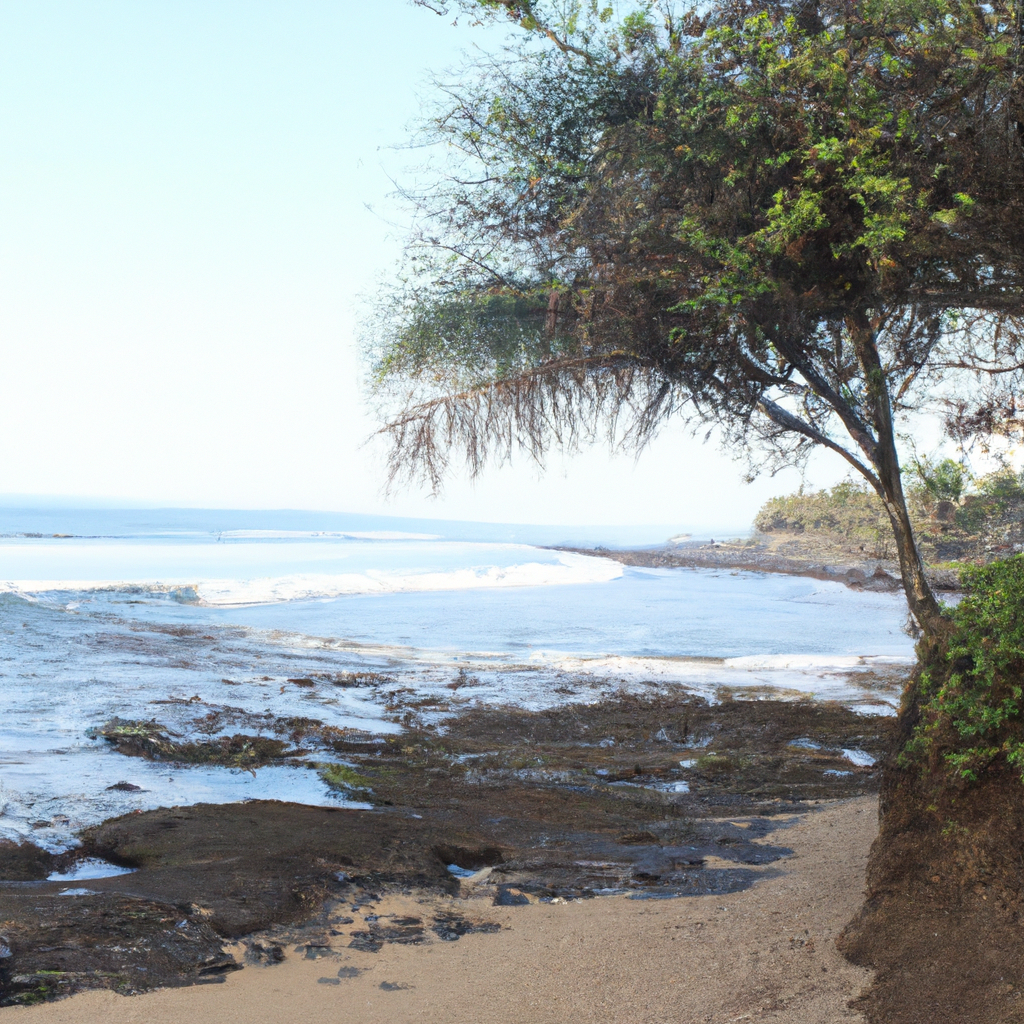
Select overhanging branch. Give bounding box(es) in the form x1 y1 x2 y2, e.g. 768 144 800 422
758 396 881 489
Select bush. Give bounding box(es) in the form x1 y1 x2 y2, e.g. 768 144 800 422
909 457 968 503
978 469 1024 506
905 556 1024 783
754 480 895 557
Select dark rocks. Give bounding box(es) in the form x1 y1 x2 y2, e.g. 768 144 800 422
196 955 241 976
348 933 383 953
433 844 505 871
619 831 658 845
431 913 501 942
246 942 284 965
0 840 54 881
494 887 532 906
0 694 893 1006
94 719 292 769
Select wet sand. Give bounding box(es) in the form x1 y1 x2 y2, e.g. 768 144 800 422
6 796 877 1024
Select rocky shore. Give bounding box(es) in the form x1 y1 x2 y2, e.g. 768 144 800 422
0 694 891 1008
556 536 962 594
0 535 943 1020
9 797 881 1024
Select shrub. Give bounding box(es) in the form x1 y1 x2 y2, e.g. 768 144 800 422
909 457 968 503
754 480 895 557
905 556 1024 783
978 469 1024 506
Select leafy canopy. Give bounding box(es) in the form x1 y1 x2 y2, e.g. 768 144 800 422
375 0 1024 477
370 0 1024 630
905 556 1024 784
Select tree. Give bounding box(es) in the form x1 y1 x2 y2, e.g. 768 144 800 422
369 0 1024 636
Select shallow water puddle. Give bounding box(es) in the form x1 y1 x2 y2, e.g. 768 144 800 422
47 858 135 882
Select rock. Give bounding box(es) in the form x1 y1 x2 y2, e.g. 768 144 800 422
247 941 285 964
196 955 241 976
494 887 532 906
348 933 383 953
431 913 501 941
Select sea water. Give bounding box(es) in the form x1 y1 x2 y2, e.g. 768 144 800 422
0 507 914 851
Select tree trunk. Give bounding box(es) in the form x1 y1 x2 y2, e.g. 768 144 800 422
875 462 946 635
847 312 947 636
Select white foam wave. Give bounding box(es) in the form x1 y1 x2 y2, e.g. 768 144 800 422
0 552 624 605
217 530 443 541
722 654 914 671
527 651 912 678
520 650 911 707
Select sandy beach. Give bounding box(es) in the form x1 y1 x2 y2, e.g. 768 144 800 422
5 796 877 1024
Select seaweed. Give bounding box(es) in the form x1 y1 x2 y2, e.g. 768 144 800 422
94 718 292 769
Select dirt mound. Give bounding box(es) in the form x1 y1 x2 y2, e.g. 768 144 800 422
840 739 1024 1022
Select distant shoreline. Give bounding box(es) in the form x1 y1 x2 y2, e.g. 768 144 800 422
553 538 962 593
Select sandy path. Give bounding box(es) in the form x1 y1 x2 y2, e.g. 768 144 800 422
5 797 877 1024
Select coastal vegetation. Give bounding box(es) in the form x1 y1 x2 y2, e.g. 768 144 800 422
372 0 1024 640
755 467 1024 565
905 556 1024 786
365 1 1024 1017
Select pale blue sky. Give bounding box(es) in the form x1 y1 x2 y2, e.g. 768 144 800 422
0 0 840 529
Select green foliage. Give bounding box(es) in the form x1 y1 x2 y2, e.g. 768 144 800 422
754 480 895 557
950 469 1024 535
909 457 968 503
758 462 1024 564
378 0 1024 494
372 287 570 390
904 556 1024 783
977 469 1024 505
317 763 374 797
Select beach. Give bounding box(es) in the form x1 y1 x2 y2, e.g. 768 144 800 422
0 510 910 1015
5 796 877 1024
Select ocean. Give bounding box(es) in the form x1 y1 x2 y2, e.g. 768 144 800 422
0 507 913 852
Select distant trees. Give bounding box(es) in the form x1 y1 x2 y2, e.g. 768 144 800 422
910 458 969 505
754 465 1024 563
370 0 1024 635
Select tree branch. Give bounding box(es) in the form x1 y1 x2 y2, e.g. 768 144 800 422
770 335 880 461
757 396 880 488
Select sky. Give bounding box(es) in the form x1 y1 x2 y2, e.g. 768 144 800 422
0 0 850 531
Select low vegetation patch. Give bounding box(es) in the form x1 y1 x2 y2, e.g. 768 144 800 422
904 556 1024 785
316 763 375 800
94 719 292 769
756 465 1024 566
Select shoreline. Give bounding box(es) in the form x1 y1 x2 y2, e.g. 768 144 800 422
0 545 908 1016
555 538 963 593
0 695 891 1009
5 796 878 1024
